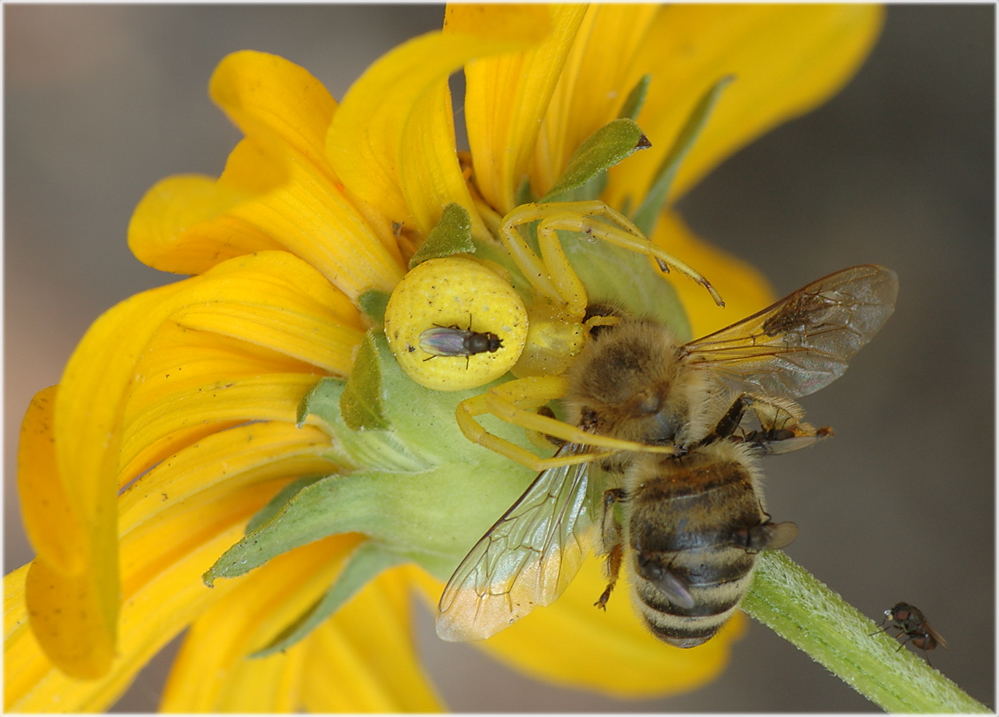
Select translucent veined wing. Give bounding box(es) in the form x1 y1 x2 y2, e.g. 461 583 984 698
419 326 471 356
436 443 600 641
681 265 898 398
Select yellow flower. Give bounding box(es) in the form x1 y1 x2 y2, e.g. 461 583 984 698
6 4 882 712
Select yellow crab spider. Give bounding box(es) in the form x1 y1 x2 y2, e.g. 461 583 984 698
446 200 716 469
455 374 677 472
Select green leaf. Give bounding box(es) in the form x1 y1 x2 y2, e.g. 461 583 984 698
744 552 990 712
408 203 475 269
252 541 402 657
618 73 651 120
357 289 390 323
632 75 734 236
541 118 650 203
339 331 388 431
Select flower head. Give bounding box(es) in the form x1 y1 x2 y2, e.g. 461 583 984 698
7 5 882 711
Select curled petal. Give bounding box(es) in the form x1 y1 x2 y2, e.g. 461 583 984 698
210 50 338 175
119 421 341 540
30 251 353 676
127 172 282 275
606 5 884 207
458 4 587 212
119 373 321 486
6 482 280 711
329 7 550 240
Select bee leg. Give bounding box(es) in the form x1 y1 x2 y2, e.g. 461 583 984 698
596 488 627 610
696 395 752 446
739 395 833 455
743 520 799 553
595 544 623 610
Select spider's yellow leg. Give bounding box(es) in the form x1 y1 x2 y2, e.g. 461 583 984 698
539 200 725 307
456 377 610 471
498 204 563 304
483 391 677 455
456 375 677 472
535 216 587 320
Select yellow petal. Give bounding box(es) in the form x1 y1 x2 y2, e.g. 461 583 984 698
398 79 491 241
119 373 320 486
607 5 884 207
235 139 406 298
459 4 587 212
118 421 340 540
160 535 360 711
652 211 776 338
130 49 409 287
531 4 659 192
132 137 404 298
414 558 743 698
127 171 282 275
206 638 307 713
17 387 81 574
31 251 347 676
6 481 278 712
210 50 337 176
301 567 443 712
329 7 549 240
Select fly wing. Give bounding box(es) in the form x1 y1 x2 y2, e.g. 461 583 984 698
419 327 468 356
682 265 898 398
436 443 599 641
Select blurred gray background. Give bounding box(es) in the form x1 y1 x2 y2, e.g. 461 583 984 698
5 4 993 712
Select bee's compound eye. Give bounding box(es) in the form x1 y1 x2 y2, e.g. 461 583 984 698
384 257 528 391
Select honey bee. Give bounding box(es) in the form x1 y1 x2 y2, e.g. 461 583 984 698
419 314 504 368
437 265 898 645
874 602 947 654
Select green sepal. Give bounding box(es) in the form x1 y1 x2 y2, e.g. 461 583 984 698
357 290 390 323
632 75 734 236
302 375 426 473
408 203 475 269
514 177 534 206
206 328 541 586
246 476 323 534
251 541 402 657
202 458 534 586
339 331 388 431
541 118 650 203
296 376 342 428
618 74 651 120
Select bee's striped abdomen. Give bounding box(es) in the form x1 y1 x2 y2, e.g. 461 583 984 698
625 455 767 648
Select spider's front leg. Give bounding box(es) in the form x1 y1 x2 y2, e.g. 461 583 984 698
511 200 725 308
455 375 677 472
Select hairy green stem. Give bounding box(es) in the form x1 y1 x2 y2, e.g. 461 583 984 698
744 552 988 712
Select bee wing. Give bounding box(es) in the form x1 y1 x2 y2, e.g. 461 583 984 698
682 265 898 398
436 443 599 641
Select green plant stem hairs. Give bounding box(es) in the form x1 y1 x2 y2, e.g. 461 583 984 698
745 552 988 712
